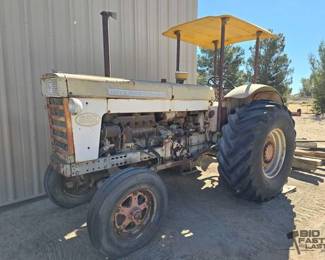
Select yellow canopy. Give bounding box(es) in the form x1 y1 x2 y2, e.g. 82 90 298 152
162 15 276 49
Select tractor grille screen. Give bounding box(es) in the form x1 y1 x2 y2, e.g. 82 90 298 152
47 98 74 162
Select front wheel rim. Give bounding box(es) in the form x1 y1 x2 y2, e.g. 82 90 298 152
113 189 156 238
262 128 286 179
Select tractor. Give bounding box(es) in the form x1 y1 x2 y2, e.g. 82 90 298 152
41 14 295 258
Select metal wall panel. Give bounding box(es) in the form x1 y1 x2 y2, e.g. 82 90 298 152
0 0 197 206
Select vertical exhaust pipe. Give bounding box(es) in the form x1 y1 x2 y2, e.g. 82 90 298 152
100 11 117 77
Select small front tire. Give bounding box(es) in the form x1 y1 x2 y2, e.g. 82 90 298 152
44 166 97 208
87 167 168 258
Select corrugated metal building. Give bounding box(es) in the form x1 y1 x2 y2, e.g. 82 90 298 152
0 0 197 206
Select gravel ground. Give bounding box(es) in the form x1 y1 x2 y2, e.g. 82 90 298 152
0 115 324 260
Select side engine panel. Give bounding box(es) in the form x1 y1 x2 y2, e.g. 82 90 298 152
99 110 218 164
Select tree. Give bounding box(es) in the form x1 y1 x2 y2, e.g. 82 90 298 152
309 42 325 115
246 33 293 98
300 77 313 97
197 46 246 89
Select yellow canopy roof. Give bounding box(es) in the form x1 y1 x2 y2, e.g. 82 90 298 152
162 15 276 49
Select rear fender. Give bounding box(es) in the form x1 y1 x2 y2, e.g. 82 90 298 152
223 84 283 113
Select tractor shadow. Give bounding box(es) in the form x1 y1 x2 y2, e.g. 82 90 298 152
0 163 295 260
126 162 295 260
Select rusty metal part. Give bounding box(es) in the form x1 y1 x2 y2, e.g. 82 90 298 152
263 141 275 163
100 11 117 77
103 113 157 148
213 40 219 98
63 99 75 156
100 124 121 155
113 190 154 235
262 128 286 178
152 158 192 171
47 98 74 162
220 106 228 127
108 114 156 129
175 30 181 72
253 31 262 83
217 17 228 132
213 40 219 76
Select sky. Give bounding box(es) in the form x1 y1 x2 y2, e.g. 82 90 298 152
198 0 325 94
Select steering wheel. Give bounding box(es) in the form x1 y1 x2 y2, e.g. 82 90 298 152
207 76 218 87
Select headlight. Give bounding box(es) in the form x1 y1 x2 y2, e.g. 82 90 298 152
68 98 83 115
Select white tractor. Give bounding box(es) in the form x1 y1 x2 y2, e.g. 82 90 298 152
41 14 295 258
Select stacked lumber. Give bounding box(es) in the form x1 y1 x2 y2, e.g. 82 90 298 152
293 139 325 172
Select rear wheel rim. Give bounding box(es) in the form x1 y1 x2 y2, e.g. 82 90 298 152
113 189 155 238
262 128 286 179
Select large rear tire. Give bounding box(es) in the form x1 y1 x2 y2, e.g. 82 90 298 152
44 166 97 208
87 167 168 258
218 100 296 202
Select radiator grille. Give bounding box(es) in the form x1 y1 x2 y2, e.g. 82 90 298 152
47 98 74 162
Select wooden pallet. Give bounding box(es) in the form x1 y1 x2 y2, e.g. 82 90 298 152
293 140 325 171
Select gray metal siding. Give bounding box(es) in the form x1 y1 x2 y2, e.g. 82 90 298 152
0 0 197 206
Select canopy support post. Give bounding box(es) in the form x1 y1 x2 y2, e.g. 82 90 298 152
212 40 219 97
253 31 262 83
175 30 181 71
217 17 228 132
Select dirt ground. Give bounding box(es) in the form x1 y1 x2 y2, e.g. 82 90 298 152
288 99 314 114
294 114 325 145
0 115 324 260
